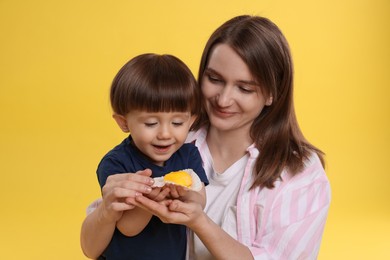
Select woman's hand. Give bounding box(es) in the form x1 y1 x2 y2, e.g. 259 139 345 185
81 169 155 259
101 169 155 222
134 192 205 229
135 188 253 260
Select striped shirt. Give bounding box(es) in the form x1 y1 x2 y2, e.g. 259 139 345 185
187 128 331 260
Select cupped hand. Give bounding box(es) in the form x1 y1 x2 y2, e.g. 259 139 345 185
134 194 204 229
144 186 171 202
165 183 189 199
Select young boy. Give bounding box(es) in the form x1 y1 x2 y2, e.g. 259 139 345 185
96 53 208 259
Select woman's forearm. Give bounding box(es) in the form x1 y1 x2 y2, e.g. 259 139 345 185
80 206 116 259
183 185 207 209
134 194 252 259
191 213 254 260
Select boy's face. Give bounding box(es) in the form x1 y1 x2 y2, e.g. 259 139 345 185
114 111 195 166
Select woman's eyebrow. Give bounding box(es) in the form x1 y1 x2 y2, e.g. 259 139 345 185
204 68 220 75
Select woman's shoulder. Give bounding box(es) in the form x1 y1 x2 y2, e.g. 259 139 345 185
302 152 327 181
258 152 330 214
280 152 329 192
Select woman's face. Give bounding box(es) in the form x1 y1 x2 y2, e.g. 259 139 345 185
201 43 271 133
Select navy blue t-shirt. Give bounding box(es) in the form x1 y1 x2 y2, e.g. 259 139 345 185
96 136 208 260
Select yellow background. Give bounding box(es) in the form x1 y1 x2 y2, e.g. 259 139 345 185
0 0 389 259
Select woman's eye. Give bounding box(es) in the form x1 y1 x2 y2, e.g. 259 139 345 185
238 85 254 93
207 74 222 83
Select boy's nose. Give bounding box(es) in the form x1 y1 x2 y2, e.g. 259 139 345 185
157 126 171 139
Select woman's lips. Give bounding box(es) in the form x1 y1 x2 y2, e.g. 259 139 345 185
212 107 235 118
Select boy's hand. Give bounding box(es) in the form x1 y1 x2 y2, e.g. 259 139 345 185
144 184 189 202
145 186 171 202
165 184 189 199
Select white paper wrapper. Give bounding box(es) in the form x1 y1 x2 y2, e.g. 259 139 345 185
153 169 202 191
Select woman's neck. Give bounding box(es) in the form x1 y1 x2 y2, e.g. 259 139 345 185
206 126 253 173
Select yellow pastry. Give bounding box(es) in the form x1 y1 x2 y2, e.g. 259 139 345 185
163 170 192 188
153 169 202 191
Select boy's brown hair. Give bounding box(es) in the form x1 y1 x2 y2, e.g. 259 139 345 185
110 53 199 117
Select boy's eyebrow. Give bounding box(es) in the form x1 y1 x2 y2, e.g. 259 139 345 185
205 68 259 86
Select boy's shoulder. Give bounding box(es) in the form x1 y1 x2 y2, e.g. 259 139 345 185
101 138 130 160
181 141 197 148
177 142 199 154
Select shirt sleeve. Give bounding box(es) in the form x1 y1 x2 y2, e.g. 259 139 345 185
250 165 331 259
96 155 128 189
86 198 102 215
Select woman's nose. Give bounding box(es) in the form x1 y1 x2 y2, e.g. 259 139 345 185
216 86 233 107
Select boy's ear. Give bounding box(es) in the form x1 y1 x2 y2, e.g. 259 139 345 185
113 114 129 133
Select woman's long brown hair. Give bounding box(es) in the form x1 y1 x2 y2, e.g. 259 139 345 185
193 15 324 189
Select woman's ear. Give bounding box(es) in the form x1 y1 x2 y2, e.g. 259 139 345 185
265 96 273 106
113 114 129 132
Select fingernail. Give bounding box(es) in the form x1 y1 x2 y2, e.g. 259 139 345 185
145 187 152 193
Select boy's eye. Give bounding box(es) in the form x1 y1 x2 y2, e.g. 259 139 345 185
172 122 184 126
144 122 157 127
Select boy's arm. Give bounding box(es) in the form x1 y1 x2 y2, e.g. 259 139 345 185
117 185 172 236
116 208 153 237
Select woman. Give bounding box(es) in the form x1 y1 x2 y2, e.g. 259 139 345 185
81 15 330 260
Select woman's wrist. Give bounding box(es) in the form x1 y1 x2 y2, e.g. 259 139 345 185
189 209 210 232
97 204 121 225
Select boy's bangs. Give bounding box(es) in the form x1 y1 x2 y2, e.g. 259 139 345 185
128 82 195 113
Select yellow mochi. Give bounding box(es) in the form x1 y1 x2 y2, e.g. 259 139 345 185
163 170 193 187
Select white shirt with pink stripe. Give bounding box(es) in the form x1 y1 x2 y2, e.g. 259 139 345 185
187 128 331 260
